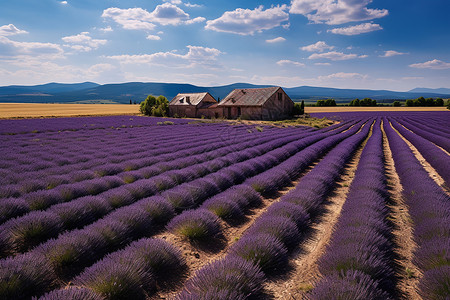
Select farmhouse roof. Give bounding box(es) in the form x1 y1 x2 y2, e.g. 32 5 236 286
169 92 216 106
218 87 281 107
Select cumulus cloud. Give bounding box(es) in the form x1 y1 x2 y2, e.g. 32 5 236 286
379 50 408 57
409 59 450 70
60 1 68 4
146 34 161 40
266 37 286 43
62 32 107 52
0 36 63 58
102 4 203 30
301 41 334 52
0 24 28 36
289 0 388 25
328 22 382 35
107 45 222 69
205 5 289 35
308 51 367 60
276 60 305 67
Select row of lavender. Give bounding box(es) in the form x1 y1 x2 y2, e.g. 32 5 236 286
384 118 449 299
40 120 369 299
0 118 358 298
0 115 191 135
0 123 262 189
310 118 396 298
0 123 306 222
0 123 331 257
174 120 372 298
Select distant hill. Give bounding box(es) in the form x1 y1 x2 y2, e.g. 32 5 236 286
0 82 449 104
408 87 450 94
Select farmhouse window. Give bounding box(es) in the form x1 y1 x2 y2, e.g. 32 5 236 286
278 93 283 101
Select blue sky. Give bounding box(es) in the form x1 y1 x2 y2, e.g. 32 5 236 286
0 0 449 91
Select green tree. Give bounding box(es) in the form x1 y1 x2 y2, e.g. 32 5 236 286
324 99 336 106
350 98 360 106
425 97 435 106
300 100 305 114
316 100 325 107
435 98 444 106
393 101 401 107
447 100 450 110
140 95 169 117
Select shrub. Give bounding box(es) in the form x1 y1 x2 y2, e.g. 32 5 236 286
178 256 264 298
230 234 288 273
309 270 390 300
126 238 185 278
74 258 152 300
0 253 58 299
418 266 450 300
265 202 310 228
0 198 29 225
138 196 175 225
167 209 221 241
1 211 63 255
246 216 300 249
201 198 243 220
37 287 103 300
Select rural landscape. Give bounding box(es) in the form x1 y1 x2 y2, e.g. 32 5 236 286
1 0 449 299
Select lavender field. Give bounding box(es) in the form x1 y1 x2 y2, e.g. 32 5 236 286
0 112 449 300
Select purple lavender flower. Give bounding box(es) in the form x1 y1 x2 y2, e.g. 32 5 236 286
229 233 288 273
178 256 264 299
167 209 221 241
37 287 104 300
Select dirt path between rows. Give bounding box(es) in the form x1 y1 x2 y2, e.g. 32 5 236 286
263 122 374 299
381 121 422 300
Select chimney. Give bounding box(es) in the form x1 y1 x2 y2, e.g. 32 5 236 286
186 96 191 104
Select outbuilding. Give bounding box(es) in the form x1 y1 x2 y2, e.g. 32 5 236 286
217 87 293 120
169 92 218 118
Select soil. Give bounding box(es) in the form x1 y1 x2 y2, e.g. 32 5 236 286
381 121 422 300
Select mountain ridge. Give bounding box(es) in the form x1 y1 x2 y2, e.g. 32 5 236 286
0 82 449 104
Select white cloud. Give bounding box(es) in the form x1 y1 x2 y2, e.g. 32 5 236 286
62 32 107 52
185 3 202 8
402 76 424 80
100 26 113 33
409 59 450 70
102 8 156 31
60 1 68 4
266 37 286 43
0 24 28 36
319 72 368 80
205 5 289 35
102 4 202 30
146 34 161 40
328 23 382 35
314 62 331 66
380 50 408 57
0 36 63 58
276 60 305 67
107 45 222 69
301 41 334 52
289 0 388 25
308 51 367 60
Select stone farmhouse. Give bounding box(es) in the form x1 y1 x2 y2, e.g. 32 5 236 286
169 87 293 120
